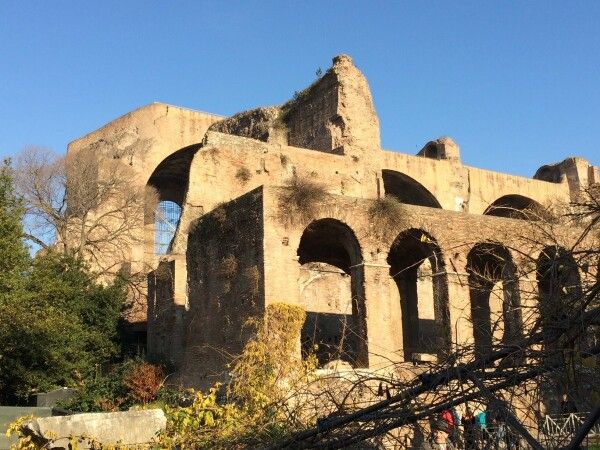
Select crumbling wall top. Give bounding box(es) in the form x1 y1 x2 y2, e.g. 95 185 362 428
207 54 381 159
534 157 599 194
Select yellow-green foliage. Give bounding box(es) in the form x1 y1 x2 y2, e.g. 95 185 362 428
159 303 316 449
6 415 36 450
159 385 242 449
229 303 309 415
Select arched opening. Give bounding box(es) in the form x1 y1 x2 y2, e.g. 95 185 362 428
483 195 545 220
467 243 523 357
155 200 182 255
297 219 368 367
537 246 582 325
146 144 199 256
382 170 442 209
537 246 584 413
387 229 450 361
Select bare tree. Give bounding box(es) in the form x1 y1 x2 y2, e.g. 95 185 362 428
13 146 157 276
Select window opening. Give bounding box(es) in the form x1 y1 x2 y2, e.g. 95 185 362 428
155 200 181 255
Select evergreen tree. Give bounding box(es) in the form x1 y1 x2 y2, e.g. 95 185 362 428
0 251 125 402
0 159 29 298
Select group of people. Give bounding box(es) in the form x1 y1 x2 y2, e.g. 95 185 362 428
420 403 520 450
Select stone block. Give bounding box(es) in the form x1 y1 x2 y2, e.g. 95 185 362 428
25 409 166 449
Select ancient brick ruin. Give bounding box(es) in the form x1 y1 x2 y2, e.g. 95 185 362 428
67 54 599 388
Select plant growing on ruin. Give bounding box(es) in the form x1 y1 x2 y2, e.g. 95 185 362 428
156 303 317 449
235 167 252 184
367 195 408 240
278 175 327 224
218 254 239 279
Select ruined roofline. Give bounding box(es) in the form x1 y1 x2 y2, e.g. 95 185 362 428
208 53 381 155
67 102 224 150
383 146 597 187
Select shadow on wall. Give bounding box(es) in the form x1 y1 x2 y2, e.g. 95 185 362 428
382 170 442 209
484 194 546 221
301 312 353 366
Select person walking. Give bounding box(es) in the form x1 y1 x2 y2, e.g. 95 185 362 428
420 419 456 450
462 406 477 450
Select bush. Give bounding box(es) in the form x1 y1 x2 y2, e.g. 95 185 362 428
60 358 166 412
122 360 165 404
0 252 125 403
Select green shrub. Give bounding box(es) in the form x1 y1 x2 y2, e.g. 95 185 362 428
59 358 166 412
0 251 125 403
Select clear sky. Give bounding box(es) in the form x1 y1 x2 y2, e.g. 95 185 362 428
1 1 598 177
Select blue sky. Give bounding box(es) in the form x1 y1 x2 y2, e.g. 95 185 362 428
1 1 598 177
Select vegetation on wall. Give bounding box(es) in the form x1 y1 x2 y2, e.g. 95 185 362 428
235 166 252 184
367 194 409 240
278 175 328 224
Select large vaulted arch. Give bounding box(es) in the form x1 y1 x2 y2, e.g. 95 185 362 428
382 170 442 209
146 144 199 255
484 194 545 221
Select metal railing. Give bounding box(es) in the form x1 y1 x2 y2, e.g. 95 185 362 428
538 412 600 448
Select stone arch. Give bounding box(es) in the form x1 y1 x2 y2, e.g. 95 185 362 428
537 246 582 326
467 243 523 357
483 194 545 220
145 144 199 256
382 170 442 209
536 246 584 412
387 229 450 361
297 218 368 367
